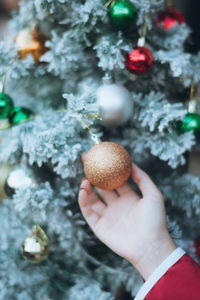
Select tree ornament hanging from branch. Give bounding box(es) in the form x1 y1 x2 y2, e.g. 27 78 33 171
22 225 50 263
9 106 33 126
0 92 14 120
125 31 154 75
156 4 185 31
107 0 137 30
177 113 200 137
82 103 132 191
84 141 132 190
15 26 48 63
125 46 154 75
4 167 35 198
177 84 200 138
96 75 133 126
0 88 33 129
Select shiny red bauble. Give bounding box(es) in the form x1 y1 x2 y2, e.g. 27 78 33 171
194 237 200 259
125 46 154 75
157 7 185 31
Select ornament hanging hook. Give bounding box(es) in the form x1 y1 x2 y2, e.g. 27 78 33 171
1 57 17 94
166 1 174 9
105 0 116 8
82 117 101 145
1 74 6 94
102 73 113 85
138 18 147 46
190 83 195 100
188 82 197 113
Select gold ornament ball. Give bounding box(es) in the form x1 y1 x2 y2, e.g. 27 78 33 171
15 26 48 63
84 142 132 190
22 225 50 264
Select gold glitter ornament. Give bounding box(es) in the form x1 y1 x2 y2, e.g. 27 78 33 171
15 26 48 63
84 142 132 190
22 225 50 263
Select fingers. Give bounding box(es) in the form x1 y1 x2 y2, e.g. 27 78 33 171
82 152 139 202
116 182 139 200
82 153 117 204
79 179 106 215
131 163 162 198
78 179 107 229
95 187 118 205
82 152 87 162
78 189 101 228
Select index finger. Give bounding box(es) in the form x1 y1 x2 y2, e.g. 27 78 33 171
131 163 162 198
82 152 87 162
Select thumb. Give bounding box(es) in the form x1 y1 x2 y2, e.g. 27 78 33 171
131 163 162 199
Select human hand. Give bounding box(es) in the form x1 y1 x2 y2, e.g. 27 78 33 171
78 157 177 280
1 0 19 12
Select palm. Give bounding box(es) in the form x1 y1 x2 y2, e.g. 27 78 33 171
79 163 167 264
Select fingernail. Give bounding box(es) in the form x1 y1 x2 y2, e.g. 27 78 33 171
80 178 88 189
82 152 87 162
79 188 88 195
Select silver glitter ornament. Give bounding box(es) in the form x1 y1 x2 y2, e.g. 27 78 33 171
97 76 133 126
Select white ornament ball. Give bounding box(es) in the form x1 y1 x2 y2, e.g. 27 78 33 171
97 83 133 126
4 168 34 198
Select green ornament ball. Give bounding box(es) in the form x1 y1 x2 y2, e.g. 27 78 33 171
0 93 14 119
177 113 200 137
109 0 137 29
9 106 33 125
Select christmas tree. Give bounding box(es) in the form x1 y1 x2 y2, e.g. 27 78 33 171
0 0 200 299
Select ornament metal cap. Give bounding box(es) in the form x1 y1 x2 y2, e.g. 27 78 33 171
188 99 198 114
188 84 198 113
91 134 101 145
102 73 113 85
137 37 146 47
105 0 115 8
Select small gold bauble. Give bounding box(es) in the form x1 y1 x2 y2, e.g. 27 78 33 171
15 26 48 63
84 142 132 190
22 225 50 263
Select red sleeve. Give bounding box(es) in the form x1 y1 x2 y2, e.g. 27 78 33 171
145 254 200 300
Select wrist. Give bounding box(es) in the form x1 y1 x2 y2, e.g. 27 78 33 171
131 233 177 280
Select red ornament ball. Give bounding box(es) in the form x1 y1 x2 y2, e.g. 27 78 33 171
194 237 200 259
156 7 185 31
125 47 154 75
